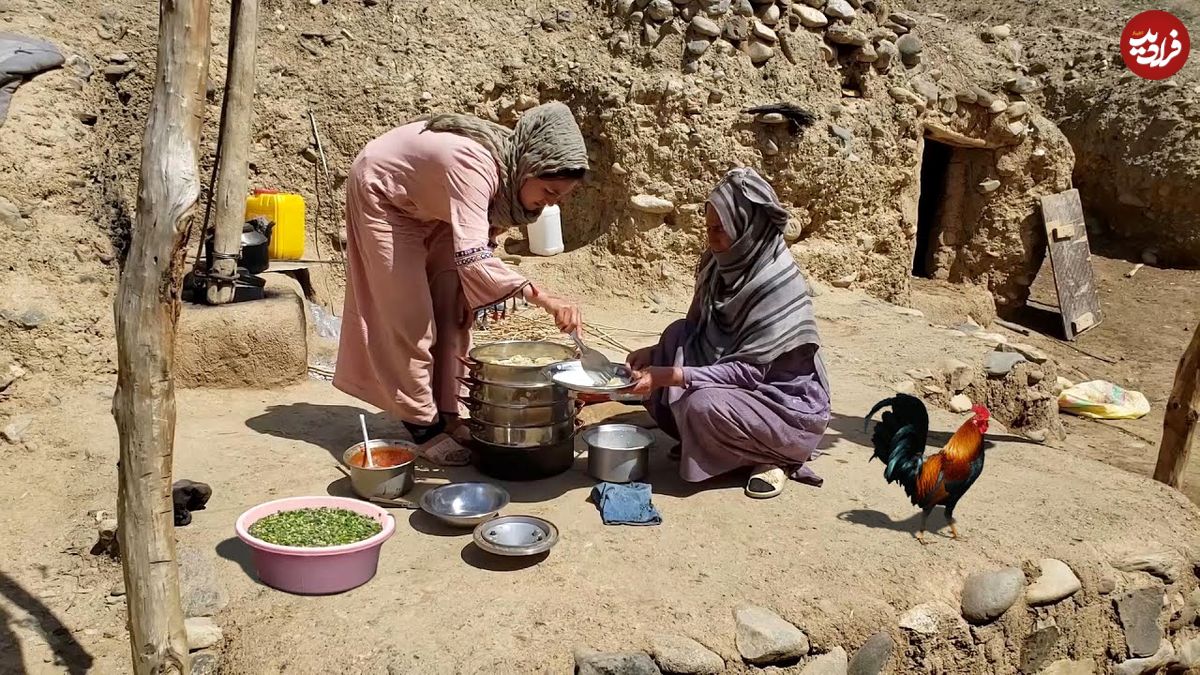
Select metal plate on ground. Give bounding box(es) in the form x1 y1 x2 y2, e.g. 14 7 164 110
1040 188 1102 341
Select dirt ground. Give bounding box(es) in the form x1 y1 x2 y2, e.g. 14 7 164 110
2 258 1199 673
3 0 1200 670
1006 254 1200 503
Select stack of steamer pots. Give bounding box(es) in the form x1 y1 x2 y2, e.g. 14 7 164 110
458 341 579 480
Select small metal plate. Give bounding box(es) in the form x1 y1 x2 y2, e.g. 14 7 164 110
472 515 559 557
545 361 635 394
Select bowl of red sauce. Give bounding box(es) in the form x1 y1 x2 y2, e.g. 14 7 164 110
341 439 417 500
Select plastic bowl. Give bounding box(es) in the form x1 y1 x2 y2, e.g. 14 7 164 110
235 496 395 595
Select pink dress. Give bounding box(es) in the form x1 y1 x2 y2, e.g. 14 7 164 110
333 123 529 425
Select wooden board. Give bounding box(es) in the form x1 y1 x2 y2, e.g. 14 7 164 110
1040 188 1102 341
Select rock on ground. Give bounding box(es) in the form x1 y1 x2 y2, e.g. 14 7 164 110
1021 625 1062 674
896 34 922 57
961 567 1024 624
575 649 663 675
1 415 32 444
185 617 223 652
847 632 892 675
1113 550 1181 582
898 603 942 635
986 351 1027 377
800 646 848 675
1038 660 1096 675
1113 640 1174 675
648 635 724 674
1178 637 1200 668
179 546 229 618
940 358 974 392
734 605 810 665
191 650 220 675
1115 587 1165 658
0 197 22 230
1026 559 1082 606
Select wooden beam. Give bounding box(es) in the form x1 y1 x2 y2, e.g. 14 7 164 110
206 0 259 305
1154 323 1200 489
112 0 211 672
924 123 991 149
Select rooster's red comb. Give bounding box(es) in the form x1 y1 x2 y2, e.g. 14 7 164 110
971 405 990 419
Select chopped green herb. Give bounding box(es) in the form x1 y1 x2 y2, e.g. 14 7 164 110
248 507 382 547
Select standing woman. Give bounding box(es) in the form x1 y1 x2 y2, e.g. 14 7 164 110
626 167 831 498
335 103 588 465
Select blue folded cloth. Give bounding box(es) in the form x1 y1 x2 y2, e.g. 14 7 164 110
590 482 662 526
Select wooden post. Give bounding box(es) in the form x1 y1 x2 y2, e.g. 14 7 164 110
1154 323 1200 489
112 0 210 672
206 0 259 305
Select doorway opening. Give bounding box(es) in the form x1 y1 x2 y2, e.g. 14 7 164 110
913 138 953 278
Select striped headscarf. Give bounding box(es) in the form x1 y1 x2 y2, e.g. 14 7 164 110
423 102 589 230
686 167 825 378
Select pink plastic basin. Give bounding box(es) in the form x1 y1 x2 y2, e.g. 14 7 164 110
235 496 395 595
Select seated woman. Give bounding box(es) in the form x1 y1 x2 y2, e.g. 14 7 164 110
625 167 831 499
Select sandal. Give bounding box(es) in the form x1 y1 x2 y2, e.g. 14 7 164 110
415 433 471 467
745 465 786 499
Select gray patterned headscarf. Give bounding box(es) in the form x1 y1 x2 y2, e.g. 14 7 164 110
423 102 589 230
686 168 827 386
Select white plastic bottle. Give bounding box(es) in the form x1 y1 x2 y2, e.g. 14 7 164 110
528 204 564 256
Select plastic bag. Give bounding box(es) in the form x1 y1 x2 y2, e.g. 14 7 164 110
1057 380 1150 420
309 302 342 340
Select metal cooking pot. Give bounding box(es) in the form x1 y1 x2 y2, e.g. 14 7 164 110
467 418 575 448
457 377 570 407
459 396 578 427
471 438 575 481
341 439 417 499
460 341 575 387
580 424 655 483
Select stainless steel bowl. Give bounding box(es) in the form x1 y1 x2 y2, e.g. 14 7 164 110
420 482 510 528
462 341 576 386
472 515 559 557
581 424 656 483
341 439 417 499
467 418 575 448
459 396 577 427
457 377 570 406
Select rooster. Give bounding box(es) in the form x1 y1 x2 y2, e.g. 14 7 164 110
863 394 990 544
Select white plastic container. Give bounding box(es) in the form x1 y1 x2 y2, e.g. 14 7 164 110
527 204 564 256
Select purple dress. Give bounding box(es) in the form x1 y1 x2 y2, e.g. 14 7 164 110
645 319 831 485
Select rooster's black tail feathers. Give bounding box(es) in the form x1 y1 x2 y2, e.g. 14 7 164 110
863 393 929 491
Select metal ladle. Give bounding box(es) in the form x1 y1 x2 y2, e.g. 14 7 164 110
570 330 615 387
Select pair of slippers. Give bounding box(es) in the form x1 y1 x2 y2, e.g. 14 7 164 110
667 444 786 499
411 423 475 466
173 479 212 526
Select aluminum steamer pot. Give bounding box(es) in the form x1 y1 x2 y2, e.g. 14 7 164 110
456 377 570 407
459 397 578 427
466 418 575 448
471 438 575 481
460 341 575 387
